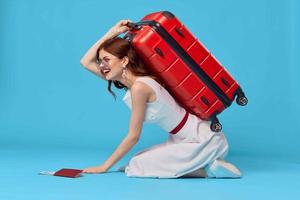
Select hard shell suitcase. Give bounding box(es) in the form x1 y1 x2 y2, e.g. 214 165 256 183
124 11 248 132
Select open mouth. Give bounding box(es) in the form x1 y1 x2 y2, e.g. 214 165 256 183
101 67 111 74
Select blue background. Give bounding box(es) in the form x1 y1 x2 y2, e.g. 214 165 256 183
1 0 299 199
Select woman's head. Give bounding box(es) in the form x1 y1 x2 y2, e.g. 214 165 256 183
96 37 163 99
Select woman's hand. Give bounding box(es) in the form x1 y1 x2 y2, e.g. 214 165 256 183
82 165 108 174
104 19 133 39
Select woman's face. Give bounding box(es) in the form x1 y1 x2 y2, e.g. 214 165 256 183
98 49 127 80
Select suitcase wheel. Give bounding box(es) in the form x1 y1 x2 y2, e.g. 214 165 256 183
236 96 248 106
235 88 248 106
210 121 222 132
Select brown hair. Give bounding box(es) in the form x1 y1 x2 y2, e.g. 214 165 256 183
96 37 165 100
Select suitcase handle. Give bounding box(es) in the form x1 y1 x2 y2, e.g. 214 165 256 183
127 21 159 30
127 22 143 30
128 22 184 38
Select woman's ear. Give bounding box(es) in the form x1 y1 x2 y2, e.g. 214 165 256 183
122 56 129 67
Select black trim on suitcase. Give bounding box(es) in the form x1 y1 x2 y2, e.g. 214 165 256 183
162 11 175 19
125 20 232 108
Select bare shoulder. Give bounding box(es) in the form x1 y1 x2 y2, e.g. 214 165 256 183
131 80 151 95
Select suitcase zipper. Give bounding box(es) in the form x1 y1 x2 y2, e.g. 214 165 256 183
126 20 232 108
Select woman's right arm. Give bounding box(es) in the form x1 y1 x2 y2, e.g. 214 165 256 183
79 35 110 80
79 19 132 80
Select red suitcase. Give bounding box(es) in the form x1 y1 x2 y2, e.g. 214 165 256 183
124 11 248 132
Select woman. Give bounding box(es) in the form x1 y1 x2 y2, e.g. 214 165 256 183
79 19 242 178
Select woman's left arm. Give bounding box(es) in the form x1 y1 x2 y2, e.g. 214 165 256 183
83 82 149 173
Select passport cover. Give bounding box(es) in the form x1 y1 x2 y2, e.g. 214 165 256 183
53 168 83 178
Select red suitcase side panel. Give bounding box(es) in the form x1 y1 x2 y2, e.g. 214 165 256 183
128 11 245 122
129 19 221 120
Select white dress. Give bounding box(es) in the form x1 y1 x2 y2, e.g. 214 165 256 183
122 76 229 178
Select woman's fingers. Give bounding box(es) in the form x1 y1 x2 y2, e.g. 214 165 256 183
105 19 133 38
117 19 132 27
119 26 130 33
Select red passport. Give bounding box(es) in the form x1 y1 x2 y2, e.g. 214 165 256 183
54 168 83 178
39 168 83 178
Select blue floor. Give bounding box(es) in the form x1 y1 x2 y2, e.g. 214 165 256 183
1 148 299 200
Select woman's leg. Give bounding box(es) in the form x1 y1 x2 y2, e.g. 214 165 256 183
180 167 208 178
